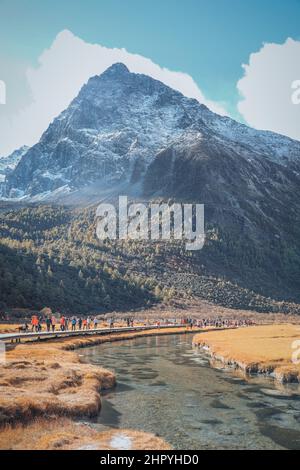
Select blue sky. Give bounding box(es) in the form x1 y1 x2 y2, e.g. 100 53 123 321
1 0 300 114
0 0 300 154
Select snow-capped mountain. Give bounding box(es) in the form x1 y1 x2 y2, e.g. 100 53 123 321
1 63 300 302
2 63 300 200
0 146 29 183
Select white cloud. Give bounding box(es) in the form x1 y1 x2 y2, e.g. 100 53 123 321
0 30 228 156
0 80 6 105
237 38 300 141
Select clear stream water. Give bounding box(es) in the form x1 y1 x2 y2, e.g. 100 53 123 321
81 333 300 450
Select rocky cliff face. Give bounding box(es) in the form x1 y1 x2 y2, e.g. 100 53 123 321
2 63 300 200
0 146 29 183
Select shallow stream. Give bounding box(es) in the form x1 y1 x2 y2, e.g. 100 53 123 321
81 334 300 450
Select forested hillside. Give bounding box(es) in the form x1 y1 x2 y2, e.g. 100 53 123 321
0 206 158 313
0 204 300 316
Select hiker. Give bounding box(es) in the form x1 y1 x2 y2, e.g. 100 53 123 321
31 315 38 332
60 316 66 331
51 315 56 332
71 317 77 331
87 317 91 330
65 317 69 330
46 316 51 332
82 318 87 330
78 317 83 330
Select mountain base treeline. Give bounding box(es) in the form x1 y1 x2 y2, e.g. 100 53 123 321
0 203 300 316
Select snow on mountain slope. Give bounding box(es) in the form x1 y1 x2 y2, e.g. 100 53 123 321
2 63 300 200
0 146 29 183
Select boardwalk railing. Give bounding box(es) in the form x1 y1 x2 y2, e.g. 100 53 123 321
0 324 193 343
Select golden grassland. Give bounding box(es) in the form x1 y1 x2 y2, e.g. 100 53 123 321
0 324 22 334
193 324 300 383
0 340 116 425
0 418 170 450
0 325 199 449
1 317 300 450
0 326 197 425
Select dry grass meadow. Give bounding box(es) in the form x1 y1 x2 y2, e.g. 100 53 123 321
1 315 300 449
0 325 199 449
0 418 170 450
193 324 300 382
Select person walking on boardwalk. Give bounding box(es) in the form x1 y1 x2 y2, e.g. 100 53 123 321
93 317 99 329
31 315 38 332
87 316 91 330
30 315 34 332
51 315 56 332
46 316 51 332
82 318 87 330
78 317 82 330
71 317 77 331
60 316 66 331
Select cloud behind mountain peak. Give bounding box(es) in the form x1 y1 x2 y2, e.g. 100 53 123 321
0 29 228 156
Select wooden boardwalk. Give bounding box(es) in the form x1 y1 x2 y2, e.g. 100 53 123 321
0 324 189 343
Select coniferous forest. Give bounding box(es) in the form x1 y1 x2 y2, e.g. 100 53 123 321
1 203 300 316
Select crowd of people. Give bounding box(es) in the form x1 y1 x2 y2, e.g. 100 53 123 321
18 315 103 333
16 314 254 334
176 317 255 329
146 317 254 330
194 318 254 328
18 315 137 333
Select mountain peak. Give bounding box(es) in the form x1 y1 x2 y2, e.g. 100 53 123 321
102 63 130 76
3 60 300 201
